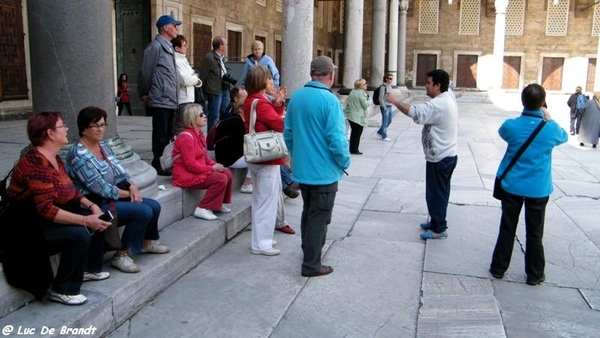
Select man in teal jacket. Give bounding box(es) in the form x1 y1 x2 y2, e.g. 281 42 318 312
284 56 351 277
490 83 568 286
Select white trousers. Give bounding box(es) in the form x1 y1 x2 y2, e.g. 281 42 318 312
230 156 251 179
248 164 281 250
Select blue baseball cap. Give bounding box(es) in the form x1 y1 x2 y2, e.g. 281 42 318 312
156 15 182 29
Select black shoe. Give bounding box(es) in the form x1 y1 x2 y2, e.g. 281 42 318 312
351 151 363 155
526 274 545 286
593 144 597 148
489 269 504 279
283 186 299 198
580 143 585 147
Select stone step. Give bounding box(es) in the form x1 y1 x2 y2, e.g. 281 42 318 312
0 167 252 335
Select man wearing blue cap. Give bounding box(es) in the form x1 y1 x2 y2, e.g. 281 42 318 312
138 15 181 175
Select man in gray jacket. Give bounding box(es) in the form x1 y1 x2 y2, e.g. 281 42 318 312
138 15 180 175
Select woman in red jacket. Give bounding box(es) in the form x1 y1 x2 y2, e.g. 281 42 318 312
117 73 132 116
243 66 288 256
171 103 233 220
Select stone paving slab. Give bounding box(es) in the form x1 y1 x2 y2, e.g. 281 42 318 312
272 237 423 338
493 281 600 338
580 289 600 311
418 273 505 338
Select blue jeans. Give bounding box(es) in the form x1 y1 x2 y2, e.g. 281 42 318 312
101 198 161 254
425 156 458 233
148 107 176 160
377 106 392 139
206 89 231 132
280 165 294 190
44 223 105 295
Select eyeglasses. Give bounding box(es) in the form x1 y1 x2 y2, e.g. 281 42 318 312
197 113 206 118
89 123 107 130
55 124 68 129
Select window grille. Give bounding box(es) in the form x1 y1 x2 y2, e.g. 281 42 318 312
317 1 324 29
419 0 439 34
459 0 480 35
256 0 266 7
546 0 569 36
505 0 525 35
593 3 600 36
276 0 282 13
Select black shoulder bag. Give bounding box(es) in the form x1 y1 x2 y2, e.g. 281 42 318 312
493 118 546 200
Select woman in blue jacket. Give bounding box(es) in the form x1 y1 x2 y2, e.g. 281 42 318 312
240 40 280 87
489 84 568 286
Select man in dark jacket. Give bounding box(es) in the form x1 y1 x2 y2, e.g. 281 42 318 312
566 86 582 135
200 36 231 132
138 15 181 175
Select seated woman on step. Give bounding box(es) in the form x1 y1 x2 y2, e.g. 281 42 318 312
67 106 170 275
172 103 233 220
5 111 109 305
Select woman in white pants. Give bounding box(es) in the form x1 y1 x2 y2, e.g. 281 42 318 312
242 66 288 256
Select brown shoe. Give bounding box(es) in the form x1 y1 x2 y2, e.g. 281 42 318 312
302 265 334 277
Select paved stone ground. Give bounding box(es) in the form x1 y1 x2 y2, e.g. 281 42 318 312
1 91 599 337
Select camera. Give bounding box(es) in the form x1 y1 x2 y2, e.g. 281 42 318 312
222 73 237 86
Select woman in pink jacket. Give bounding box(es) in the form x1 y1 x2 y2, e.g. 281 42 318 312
172 104 233 220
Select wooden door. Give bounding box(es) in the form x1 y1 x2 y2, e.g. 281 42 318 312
227 30 241 61
337 51 344 86
456 55 478 88
586 58 596 92
541 57 564 91
416 54 437 86
502 56 520 89
193 23 212 69
0 0 28 101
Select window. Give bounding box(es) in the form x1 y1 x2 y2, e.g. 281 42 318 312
459 0 480 35
227 30 242 61
505 0 525 36
419 0 439 34
546 0 569 36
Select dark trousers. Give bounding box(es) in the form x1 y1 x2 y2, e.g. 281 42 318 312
117 102 132 116
148 107 176 161
101 198 161 254
490 191 548 280
425 156 458 233
299 182 338 275
44 224 105 295
348 120 364 153
570 110 582 134
280 165 294 190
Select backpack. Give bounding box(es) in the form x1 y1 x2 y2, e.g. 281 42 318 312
576 94 588 110
159 132 193 171
372 85 384 105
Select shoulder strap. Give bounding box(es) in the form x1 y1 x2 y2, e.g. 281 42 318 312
498 120 546 180
248 99 259 135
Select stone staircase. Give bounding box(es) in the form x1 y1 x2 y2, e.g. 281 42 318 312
0 168 253 337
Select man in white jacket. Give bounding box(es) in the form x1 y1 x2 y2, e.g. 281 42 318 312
387 69 458 240
172 35 202 134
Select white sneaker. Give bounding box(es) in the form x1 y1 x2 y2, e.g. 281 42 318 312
251 247 281 256
83 271 110 282
193 207 217 220
240 184 253 193
272 240 277 247
48 290 87 305
218 206 231 213
382 137 392 142
111 255 141 273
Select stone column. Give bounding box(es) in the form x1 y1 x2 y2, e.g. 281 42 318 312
492 0 508 89
28 0 116 141
370 0 387 87
27 0 156 194
343 0 364 88
387 0 399 85
397 0 409 85
282 0 314 95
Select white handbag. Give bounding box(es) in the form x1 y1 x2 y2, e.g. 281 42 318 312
243 99 288 164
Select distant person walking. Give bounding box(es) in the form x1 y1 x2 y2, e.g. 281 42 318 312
489 84 568 286
377 74 394 142
138 15 181 175
284 56 351 277
344 78 369 155
117 73 132 116
566 86 582 135
578 92 600 148
387 69 458 240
